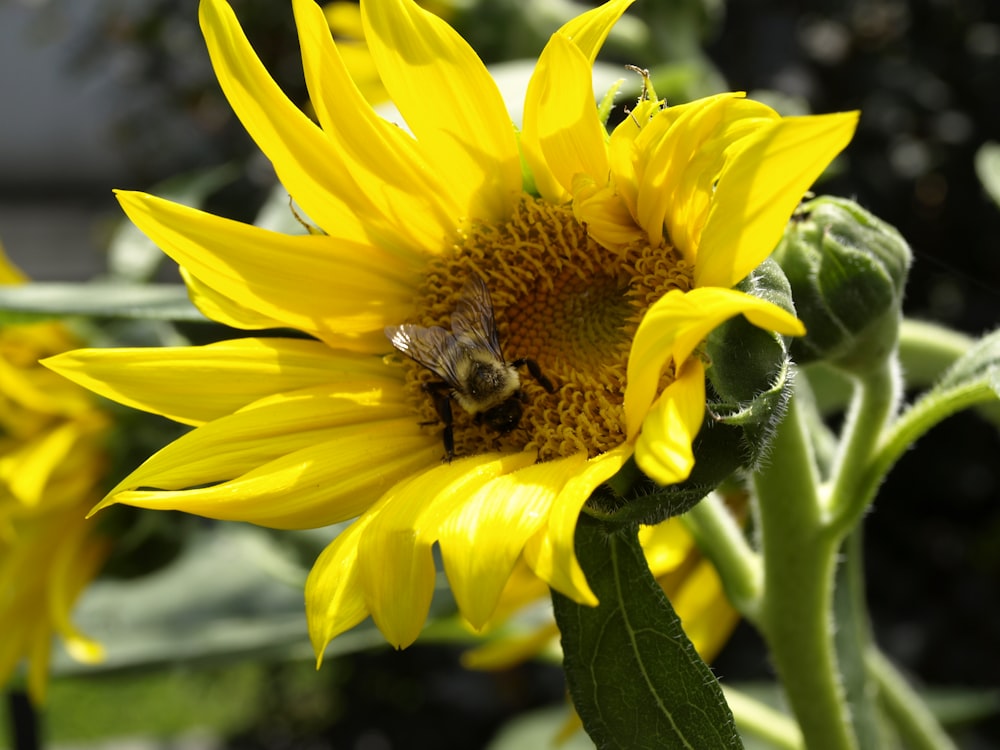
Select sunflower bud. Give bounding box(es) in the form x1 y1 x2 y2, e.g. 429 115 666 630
772 196 911 373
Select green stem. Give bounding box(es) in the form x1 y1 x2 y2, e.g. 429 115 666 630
682 493 762 622
867 649 959 750
723 685 804 750
898 319 973 388
827 360 900 534
834 529 884 748
753 393 858 750
859 380 996 518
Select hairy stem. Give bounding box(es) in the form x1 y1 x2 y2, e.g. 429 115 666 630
753 393 858 750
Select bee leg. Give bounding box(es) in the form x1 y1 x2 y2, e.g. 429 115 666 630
511 358 555 393
422 381 456 461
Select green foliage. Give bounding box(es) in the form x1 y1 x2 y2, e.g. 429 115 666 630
0 283 206 324
552 515 743 750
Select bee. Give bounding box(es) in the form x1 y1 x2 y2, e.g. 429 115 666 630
385 276 554 459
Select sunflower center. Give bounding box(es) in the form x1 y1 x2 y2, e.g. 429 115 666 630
402 196 693 460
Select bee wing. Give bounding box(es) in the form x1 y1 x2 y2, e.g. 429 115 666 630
385 323 464 388
451 276 504 360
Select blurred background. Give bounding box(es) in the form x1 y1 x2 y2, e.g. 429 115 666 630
1 0 999 747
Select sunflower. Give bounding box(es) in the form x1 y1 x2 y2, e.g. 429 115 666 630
44 0 857 656
0 247 110 703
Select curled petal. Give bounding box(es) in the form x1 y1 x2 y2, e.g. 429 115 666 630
571 175 645 254
634 358 705 486
624 287 804 439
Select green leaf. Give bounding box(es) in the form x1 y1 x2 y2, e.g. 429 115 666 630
934 327 1000 396
865 330 1000 506
552 514 743 750
0 282 208 322
974 141 1000 209
833 531 897 749
54 524 384 675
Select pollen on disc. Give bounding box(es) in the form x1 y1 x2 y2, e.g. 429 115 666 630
395 196 693 461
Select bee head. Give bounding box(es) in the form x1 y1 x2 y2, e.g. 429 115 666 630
480 397 523 434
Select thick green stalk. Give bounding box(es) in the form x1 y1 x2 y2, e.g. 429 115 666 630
753 394 858 750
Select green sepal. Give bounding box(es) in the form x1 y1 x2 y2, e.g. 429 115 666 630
0 283 208 323
704 258 797 466
772 196 912 373
552 514 744 750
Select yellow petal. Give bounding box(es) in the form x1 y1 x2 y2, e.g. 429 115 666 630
0 352 93 419
634 358 705 485
669 559 741 662
26 632 53 706
571 173 646 253
522 33 608 200
361 0 520 222
639 518 696 576
116 191 419 349
439 454 587 629
480 557 552 624
555 0 635 62
97 422 440 529
336 41 389 105
0 244 27 284
461 623 560 671
524 446 632 606
48 523 108 665
324 2 365 38
357 452 533 648
200 0 376 244
179 267 288 331
522 0 633 202
695 110 860 289
305 517 373 663
104 383 410 499
43 337 365 426
624 287 804 438
291 0 459 251
636 94 765 253
604 97 671 228
1 422 80 507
